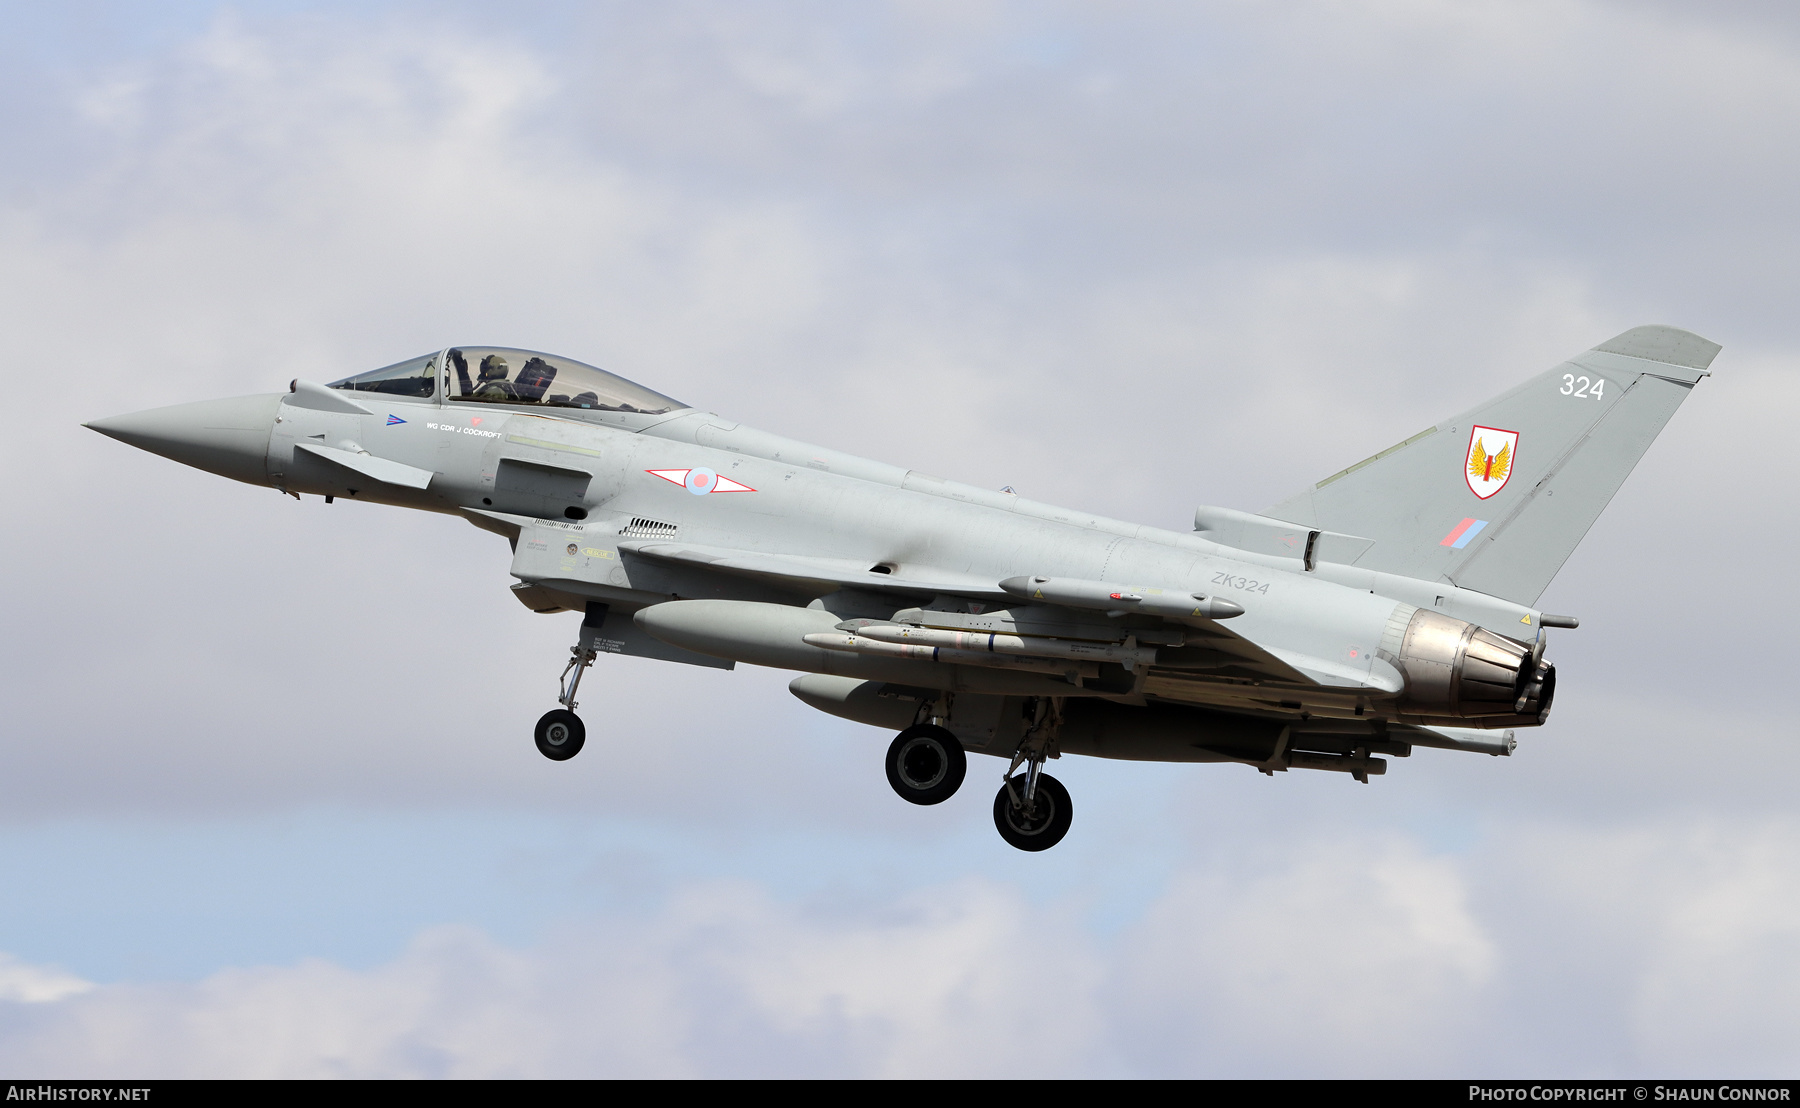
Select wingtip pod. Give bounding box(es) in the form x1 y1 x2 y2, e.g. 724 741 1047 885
1593 325 1721 375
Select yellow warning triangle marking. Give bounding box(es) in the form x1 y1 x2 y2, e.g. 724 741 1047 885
1521 615 1531 624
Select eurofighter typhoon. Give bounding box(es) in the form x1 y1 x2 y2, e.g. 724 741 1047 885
86 328 1717 850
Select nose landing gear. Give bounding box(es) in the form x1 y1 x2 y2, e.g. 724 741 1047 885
535 602 606 762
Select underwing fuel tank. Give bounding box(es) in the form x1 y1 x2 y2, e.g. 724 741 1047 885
1390 607 1555 725
632 599 1095 696
838 622 1159 668
802 631 1101 679
634 600 846 670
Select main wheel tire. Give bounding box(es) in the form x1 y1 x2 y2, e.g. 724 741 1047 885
885 724 967 805
534 709 586 761
992 772 1072 851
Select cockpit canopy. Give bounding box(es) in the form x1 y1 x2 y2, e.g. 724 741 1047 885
329 347 686 415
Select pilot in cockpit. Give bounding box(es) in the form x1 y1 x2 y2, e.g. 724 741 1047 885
476 354 515 399
433 346 682 413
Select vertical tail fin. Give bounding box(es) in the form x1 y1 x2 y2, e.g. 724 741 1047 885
1264 325 1718 606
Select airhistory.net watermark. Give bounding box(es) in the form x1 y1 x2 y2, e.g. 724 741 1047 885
5 1090 150 1102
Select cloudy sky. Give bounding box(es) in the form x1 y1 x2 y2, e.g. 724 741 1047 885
1 0 1796 1077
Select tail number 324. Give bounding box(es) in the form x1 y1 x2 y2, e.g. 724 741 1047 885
1561 374 1605 399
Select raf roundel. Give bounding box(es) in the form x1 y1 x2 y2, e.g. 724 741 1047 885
646 468 756 494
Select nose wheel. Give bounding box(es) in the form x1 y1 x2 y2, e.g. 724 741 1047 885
535 709 586 760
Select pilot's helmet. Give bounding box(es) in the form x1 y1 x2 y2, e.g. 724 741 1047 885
479 354 510 382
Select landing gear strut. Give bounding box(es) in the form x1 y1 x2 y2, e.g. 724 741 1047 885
535 601 606 762
993 698 1072 851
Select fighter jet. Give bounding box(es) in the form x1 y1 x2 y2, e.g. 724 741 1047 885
86 327 1717 850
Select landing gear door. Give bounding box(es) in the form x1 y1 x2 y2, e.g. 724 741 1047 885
510 520 621 587
509 520 732 671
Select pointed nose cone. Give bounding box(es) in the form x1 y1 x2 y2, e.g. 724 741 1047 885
86 393 284 486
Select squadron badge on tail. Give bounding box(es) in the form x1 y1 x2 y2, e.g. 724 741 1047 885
1465 425 1518 499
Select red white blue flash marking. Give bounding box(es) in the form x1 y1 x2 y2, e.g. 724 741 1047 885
1440 518 1488 549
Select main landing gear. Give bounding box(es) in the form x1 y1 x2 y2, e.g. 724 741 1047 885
885 724 967 805
882 696 1074 852
535 602 606 761
993 770 1072 852
991 700 1071 852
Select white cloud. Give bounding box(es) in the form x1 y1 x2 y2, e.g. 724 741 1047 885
6 818 1800 1076
0 955 94 1004
1547 822 1800 1076
0 878 1103 1078
1110 836 1497 1077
